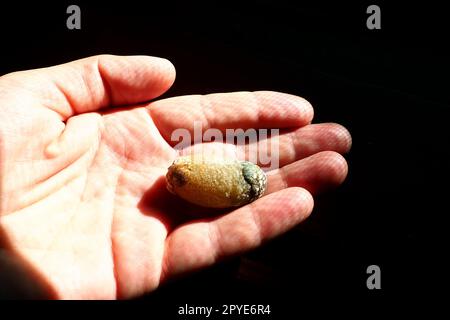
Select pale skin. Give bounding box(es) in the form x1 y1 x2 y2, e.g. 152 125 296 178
0 55 352 299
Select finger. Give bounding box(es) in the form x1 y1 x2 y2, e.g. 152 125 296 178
240 123 352 168
161 187 313 279
1 54 176 120
266 151 349 195
149 91 314 145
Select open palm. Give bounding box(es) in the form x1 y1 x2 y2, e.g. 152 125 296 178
0 55 351 299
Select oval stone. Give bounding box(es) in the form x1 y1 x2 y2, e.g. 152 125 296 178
166 156 267 208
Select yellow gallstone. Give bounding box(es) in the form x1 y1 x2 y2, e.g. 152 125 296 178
166 155 267 208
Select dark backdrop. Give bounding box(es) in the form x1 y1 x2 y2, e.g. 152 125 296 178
1 0 447 314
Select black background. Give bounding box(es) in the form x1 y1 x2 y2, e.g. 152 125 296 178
0 0 448 315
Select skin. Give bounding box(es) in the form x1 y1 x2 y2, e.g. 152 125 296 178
0 55 352 299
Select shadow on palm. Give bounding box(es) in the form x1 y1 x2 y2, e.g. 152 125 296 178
138 174 232 233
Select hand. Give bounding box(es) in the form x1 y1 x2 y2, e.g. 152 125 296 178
0 55 351 299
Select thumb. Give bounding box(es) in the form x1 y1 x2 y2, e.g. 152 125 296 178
0 55 175 213
0 54 176 120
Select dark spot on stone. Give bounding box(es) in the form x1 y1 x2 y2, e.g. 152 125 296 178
171 169 187 187
241 162 258 200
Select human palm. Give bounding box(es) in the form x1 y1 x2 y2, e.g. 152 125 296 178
0 55 351 299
